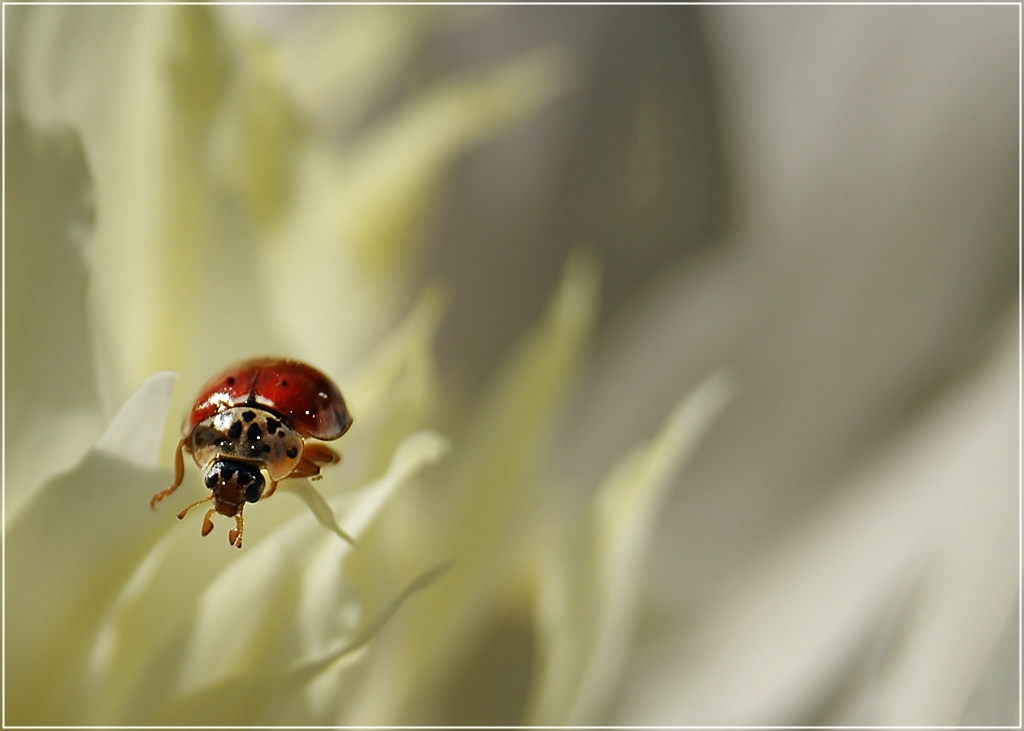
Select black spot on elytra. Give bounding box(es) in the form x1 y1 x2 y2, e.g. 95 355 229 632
226 377 235 385
263 445 271 453
246 423 262 443
286 446 298 459
280 380 288 388
266 417 281 435
228 420 243 440
242 410 257 422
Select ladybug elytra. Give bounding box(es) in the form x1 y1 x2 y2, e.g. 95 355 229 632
150 357 352 548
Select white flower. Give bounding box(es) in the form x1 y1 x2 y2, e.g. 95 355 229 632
5 4 1017 727
5 5 730 726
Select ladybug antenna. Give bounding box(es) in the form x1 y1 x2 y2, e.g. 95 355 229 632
176 495 214 531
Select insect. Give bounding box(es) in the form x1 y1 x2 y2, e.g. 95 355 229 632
150 357 353 548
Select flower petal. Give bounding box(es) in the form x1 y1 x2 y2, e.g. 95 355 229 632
329 430 451 534
343 288 446 478
75 337 449 724
144 562 451 726
94 371 178 469
338 44 578 276
162 430 450 708
527 372 736 725
280 430 451 545
4 113 103 519
261 45 577 370
260 561 453 724
5 374 179 725
612 323 1019 725
276 6 434 133
10 5 235 396
342 253 599 724
282 481 358 546
10 6 325 406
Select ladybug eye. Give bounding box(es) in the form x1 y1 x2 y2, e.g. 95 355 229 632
244 469 267 503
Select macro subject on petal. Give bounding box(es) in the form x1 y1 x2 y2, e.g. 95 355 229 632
6 4 1016 727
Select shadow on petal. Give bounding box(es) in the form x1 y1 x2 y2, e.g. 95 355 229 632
146 562 452 725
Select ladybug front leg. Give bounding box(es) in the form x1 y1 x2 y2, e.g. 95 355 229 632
288 443 341 481
228 509 245 548
150 437 188 509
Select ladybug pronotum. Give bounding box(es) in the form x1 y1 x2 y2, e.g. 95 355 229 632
150 357 353 548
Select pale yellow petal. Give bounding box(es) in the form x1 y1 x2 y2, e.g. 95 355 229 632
94 371 178 469
279 430 450 545
527 372 736 725
344 253 599 724
341 45 578 277
330 430 451 532
343 287 446 478
262 561 453 724
145 562 450 725
12 5 215 395
205 31 301 227
10 6 307 408
5 374 179 725
281 481 358 545
277 6 435 133
166 430 450 705
260 45 577 372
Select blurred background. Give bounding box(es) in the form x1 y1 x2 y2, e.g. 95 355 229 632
238 5 1021 724
6 3 1019 726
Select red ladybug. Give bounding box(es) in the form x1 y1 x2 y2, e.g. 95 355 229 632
150 357 353 548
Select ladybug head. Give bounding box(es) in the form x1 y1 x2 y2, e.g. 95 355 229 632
204 459 267 512
172 458 266 549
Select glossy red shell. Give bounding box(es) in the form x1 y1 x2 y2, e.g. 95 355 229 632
187 357 353 441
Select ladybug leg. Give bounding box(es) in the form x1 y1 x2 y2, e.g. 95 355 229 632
150 437 188 509
228 509 244 548
306 442 341 467
289 443 341 481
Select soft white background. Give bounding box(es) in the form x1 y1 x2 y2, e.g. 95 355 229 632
400 5 1020 725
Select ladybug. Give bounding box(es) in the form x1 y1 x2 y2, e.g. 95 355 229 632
150 357 353 548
